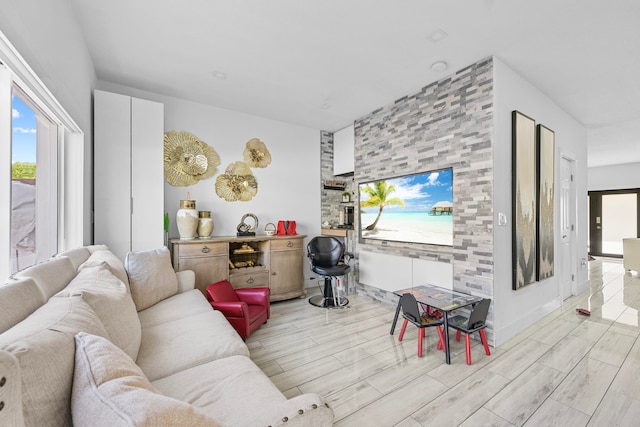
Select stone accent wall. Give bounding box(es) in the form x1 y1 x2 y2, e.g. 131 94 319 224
320 131 355 227
353 58 495 339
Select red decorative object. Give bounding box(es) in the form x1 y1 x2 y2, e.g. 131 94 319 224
206 280 270 339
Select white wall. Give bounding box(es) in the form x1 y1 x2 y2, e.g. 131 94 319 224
588 162 640 191
0 0 96 245
97 81 322 285
492 57 588 345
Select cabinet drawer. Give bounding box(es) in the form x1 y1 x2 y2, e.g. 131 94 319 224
229 271 270 289
270 238 303 251
178 242 227 257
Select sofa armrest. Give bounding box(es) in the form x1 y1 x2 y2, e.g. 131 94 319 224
236 287 270 306
0 350 25 427
175 270 196 293
258 393 334 426
209 301 248 318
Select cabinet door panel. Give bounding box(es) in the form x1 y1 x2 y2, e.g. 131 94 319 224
178 256 228 295
131 97 164 252
270 249 304 301
94 90 131 260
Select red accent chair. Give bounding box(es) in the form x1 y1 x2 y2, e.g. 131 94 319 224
205 280 270 339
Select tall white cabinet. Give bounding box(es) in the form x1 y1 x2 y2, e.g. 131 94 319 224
94 90 164 260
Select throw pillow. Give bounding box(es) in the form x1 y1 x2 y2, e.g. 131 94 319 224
78 249 130 290
57 263 142 360
124 246 178 311
72 332 221 427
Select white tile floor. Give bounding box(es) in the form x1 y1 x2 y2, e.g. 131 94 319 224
247 259 640 426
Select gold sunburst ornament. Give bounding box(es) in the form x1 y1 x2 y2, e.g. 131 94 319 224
243 138 271 168
215 161 258 202
164 131 220 186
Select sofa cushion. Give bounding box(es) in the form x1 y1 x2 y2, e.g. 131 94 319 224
15 256 76 300
55 247 91 270
125 247 178 311
0 296 110 426
0 277 45 334
79 249 130 290
72 332 221 427
57 264 142 360
152 355 333 427
138 289 212 329
136 310 249 381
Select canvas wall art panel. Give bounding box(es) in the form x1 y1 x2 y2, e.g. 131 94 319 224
537 124 555 280
512 111 537 290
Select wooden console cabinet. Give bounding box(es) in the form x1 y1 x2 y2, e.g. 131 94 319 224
170 235 306 301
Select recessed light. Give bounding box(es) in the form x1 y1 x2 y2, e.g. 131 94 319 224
428 29 448 42
320 104 331 110
431 61 448 72
211 70 227 80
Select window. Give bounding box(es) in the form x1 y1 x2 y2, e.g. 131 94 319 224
10 87 59 273
1 30 85 280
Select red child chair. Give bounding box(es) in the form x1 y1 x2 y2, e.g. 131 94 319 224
206 280 270 339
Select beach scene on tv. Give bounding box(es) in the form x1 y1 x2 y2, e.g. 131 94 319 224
359 168 453 246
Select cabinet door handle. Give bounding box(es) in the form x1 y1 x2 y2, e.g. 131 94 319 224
287 241 293 247
246 277 254 284
201 246 210 253
272 272 277 276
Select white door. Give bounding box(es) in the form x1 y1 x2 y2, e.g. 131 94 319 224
560 156 576 298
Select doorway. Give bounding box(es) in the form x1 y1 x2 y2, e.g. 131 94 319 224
588 189 640 257
560 156 576 299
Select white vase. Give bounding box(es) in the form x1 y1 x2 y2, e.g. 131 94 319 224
176 200 198 239
198 211 214 238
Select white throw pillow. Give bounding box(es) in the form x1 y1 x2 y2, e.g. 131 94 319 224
79 249 130 290
72 332 221 427
58 263 142 360
124 247 178 311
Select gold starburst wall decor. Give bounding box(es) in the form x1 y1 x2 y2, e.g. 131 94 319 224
215 161 258 202
243 138 271 168
164 131 220 186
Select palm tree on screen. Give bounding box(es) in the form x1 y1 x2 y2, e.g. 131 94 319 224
360 180 405 230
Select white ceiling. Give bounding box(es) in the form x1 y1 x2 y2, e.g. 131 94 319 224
69 0 640 168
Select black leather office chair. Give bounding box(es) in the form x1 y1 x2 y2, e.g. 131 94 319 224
307 236 350 307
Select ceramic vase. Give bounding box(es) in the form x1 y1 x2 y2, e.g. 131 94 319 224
176 200 198 239
198 211 214 238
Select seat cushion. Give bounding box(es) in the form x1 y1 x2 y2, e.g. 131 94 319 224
136 310 249 381
125 247 178 311
72 332 221 427
152 356 333 427
138 289 212 329
56 264 142 360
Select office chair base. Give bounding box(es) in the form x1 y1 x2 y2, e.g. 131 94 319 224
308 294 349 308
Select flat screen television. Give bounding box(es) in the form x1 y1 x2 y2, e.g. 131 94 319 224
359 168 453 246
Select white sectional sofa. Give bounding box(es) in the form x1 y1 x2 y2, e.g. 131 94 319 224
0 245 333 426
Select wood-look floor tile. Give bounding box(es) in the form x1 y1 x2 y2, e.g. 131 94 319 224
551 357 618 415
568 320 610 343
609 356 640 399
484 363 565 426
588 329 636 367
588 390 640 426
522 398 589 427
458 407 515 427
537 334 593 373
486 339 551 380
411 369 511 427
325 381 383 422
269 355 344 392
335 374 447 427
529 318 582 346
